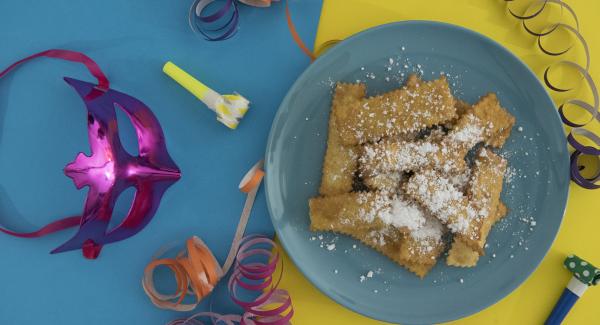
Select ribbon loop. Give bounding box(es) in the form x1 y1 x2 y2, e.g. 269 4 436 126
0 49 109 92
0 49 108 243
504 0 600 189
190 0 239 41
143 161 293 324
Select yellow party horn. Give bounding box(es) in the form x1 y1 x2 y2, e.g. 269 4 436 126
163 61 249 129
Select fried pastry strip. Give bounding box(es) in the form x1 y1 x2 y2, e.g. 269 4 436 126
399 216 446 263
472 93 515 147
403 168 481 249
363 172 403 193
360 94 515 177
309 192 445 277
334 76 457 145
361 127 432 192
444 99 473 129
404 147 507 255
368 229 443 278
453 148 507 254
319 83 365 196
309 192 389 233
447 202 507 267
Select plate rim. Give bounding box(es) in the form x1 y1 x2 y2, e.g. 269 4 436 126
264 20 570 324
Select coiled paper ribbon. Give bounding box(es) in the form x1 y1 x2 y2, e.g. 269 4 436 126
143 161 293 324
504 0 600 189
189 0 240 41
188 0 316 60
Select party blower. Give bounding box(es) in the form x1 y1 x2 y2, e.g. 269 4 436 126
163 61 250 129
545 255 600 324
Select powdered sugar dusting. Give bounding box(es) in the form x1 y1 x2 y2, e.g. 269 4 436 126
405 170 473 234
411 216 444 242
378 197 426 231
354 193 444 250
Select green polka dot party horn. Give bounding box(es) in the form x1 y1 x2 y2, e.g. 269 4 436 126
545 255 600 324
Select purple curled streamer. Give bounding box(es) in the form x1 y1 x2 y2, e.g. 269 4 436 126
198 0 233 23
189 0 239 41
167 235 293 325
570 151 600 189
504 0 600 189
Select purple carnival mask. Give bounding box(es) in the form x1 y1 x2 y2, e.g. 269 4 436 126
56 78 181 257
0 50 181 259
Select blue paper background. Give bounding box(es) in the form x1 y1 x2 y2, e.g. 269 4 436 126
0 0 322 323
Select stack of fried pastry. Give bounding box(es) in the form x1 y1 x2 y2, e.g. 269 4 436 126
309 75 515 278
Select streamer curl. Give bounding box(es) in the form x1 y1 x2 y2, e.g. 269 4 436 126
188 0 282 41
187 0 316 61
142 162 294 324
504 0 600 189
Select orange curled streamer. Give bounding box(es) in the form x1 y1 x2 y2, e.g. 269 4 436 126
285 0 316 61
239 164 264 193
143 237 223 311
142 161 265 311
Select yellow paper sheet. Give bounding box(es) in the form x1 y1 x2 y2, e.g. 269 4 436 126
276 1 600 324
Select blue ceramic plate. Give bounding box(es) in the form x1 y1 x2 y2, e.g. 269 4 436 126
265 21 569 324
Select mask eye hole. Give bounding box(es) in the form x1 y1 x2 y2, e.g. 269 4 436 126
106 186 136 233
114 103 139 157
